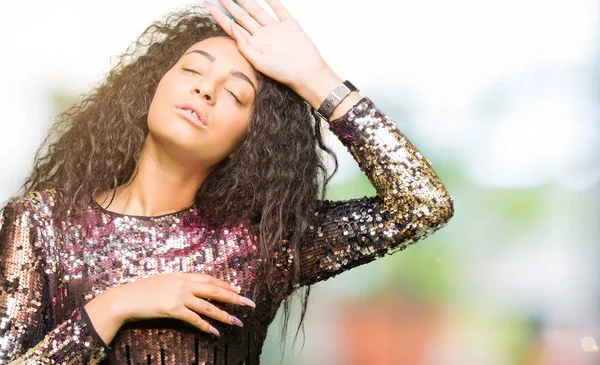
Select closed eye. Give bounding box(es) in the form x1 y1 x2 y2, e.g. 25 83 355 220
183 68 243 105
183 67 202 75
226 90 242 104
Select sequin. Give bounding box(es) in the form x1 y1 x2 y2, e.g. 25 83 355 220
0 96 453 364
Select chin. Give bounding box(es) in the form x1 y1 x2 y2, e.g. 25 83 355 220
148 121 199 151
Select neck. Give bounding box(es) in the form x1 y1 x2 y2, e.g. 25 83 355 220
95 135 214 217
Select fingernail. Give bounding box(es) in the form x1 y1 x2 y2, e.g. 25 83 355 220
229 315 244 327
240 296 256 308
209 325 220 337
230 283 241 293
203 0 212 8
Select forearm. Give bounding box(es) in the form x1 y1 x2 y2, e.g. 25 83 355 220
328 96 454 229
295 97 454 286
2 307 110 364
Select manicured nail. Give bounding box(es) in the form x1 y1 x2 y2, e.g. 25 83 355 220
209 325 220 337
203 0 212 8
240 296 256 308
229 315 244 327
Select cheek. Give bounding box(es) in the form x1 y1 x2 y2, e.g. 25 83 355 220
151 76 175 108
147 75 178 125
213 110 252 148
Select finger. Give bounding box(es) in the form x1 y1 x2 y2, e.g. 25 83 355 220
231 22 262 65
204 1 233 33
235 0 277 26
204 1 236 37
176 308 221 337
263 0 292 21
204 4 251 41
232 19 253 40
215 0 262 35
185 295 244 327
192 283 256 308
187 273 240 293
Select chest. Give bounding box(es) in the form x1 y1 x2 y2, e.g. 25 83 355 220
51 217 259 303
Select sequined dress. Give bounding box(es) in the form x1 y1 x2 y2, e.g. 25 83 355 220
0 96 454 364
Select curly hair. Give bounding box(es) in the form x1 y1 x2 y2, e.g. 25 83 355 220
19 5 337 353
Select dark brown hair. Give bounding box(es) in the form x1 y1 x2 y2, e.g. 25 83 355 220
19 5 337 352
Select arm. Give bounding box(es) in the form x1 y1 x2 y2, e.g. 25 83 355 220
203 0 453 287
0 200 110 364
295 89 455 287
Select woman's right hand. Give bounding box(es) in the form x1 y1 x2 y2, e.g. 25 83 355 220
84 272 255 345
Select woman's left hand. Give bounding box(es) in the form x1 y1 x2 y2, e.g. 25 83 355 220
204 0 332 95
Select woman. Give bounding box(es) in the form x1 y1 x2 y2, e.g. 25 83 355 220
0 0 454 364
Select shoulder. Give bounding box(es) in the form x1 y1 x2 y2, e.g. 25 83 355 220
1 189 57 226
14 188 56 207
0 191 58 262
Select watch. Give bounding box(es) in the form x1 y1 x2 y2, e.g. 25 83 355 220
316 80 359 121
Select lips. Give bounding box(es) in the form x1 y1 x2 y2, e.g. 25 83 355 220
175 103 208 127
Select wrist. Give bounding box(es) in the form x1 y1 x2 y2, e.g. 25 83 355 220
87 288 128 326
294 68 363 122
295 66 343 110
83 290 125 347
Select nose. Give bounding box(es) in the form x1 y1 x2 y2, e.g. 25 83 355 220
192 80 215 104
193 87 213 103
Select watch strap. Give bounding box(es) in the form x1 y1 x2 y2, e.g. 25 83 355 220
316 80 359 121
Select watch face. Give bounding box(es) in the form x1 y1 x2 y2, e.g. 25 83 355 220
317 81 359 120
333 86 348 99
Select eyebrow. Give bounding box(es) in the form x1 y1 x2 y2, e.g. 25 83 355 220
184 50 257 95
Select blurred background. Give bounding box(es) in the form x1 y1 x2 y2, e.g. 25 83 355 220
0 0 598 364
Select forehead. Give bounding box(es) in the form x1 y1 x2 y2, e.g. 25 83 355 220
182 37 258 82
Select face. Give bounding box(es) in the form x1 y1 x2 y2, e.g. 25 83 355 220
147 36 259 167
